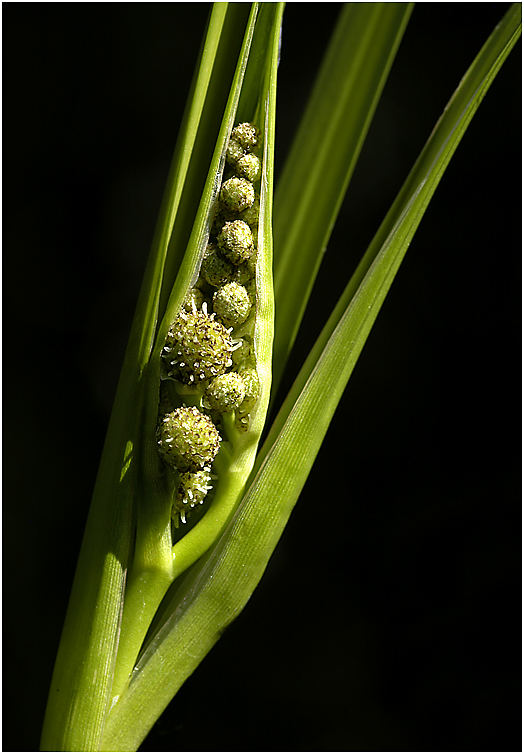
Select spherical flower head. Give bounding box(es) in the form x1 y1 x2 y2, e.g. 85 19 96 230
213 281 252 328
231 122 260 151
238 367 260 413
164 309 233 383
226 138 244 166
220 177 255 213
201 245 235 287
158 407 220 472
204 372 246 413
173 468 212 525
217 220 254 265
182 287 205 313
236 153 261 183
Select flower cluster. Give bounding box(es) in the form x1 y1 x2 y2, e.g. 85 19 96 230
158 123 262 526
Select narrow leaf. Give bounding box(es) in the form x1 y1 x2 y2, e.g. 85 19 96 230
271 2 413 394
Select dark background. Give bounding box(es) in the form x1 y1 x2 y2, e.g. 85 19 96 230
3 3 521 752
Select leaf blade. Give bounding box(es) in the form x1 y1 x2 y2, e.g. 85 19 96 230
271 2 413 395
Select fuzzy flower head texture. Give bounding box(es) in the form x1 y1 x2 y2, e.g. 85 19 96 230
204 372 246 412
220 177 255 213
231 122 260 151
213 281 252 328
217 219 254 265
158 406 221 472
173 469 213 525
236 153 261 183
163 309 233 383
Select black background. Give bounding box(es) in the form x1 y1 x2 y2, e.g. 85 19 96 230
3 3 521 752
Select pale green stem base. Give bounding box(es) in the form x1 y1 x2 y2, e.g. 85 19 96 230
110 565 174 704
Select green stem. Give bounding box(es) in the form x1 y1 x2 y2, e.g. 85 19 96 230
110 564 174 702
111 429 175 700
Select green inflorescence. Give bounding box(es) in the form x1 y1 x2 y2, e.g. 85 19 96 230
158 406 221 472
163 309 233 384
213 281 252 328
158 121 262 523
236 153 261 183
231 122 260 151
172 469 213 526
220 177 255 213
204 372 246 412
217 220 254 265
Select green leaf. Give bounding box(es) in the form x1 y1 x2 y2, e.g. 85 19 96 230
98 6 520 750
271 2 413 395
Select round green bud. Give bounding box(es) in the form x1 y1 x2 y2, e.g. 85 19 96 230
182 288 205 313
213 281 252 328
200 245 235 287
164 309 233 383
173 468 212 526
236 153 261 183
220 177 255 213
231 122 260 151
226 138 244 165
158 407 220 472
240 199 260 229
217 220 253 265
204 372 246 413
238 367 260 413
